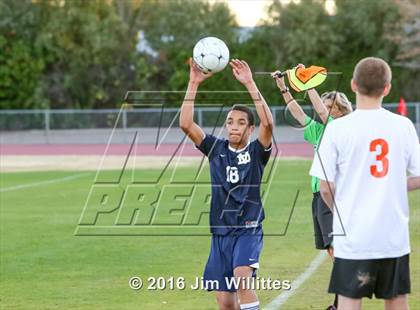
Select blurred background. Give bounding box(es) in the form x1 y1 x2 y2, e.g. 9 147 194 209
1 0 419 106
0 0 419 139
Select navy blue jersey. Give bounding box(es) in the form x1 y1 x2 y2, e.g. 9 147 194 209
197 134 271 235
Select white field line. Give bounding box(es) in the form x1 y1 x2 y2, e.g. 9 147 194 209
0 173 91 193
264 251 328 310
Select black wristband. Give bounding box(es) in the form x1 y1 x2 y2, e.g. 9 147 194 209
280 86 289 94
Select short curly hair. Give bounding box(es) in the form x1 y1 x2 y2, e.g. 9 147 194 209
230 104 255 126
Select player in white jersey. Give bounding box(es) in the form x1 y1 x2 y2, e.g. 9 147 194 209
310 57 420 310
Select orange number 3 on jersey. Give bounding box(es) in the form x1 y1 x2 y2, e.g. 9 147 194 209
370 139 389 178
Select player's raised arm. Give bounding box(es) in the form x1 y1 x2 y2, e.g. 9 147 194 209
180 58 212 146
272 70 307 126
230 59 273 148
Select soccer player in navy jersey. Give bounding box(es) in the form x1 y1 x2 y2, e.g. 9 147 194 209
180 58 274 310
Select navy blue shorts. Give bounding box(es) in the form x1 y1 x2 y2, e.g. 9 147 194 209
203 228 263 292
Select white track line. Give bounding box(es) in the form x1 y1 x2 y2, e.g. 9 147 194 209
0 173 91 193
264 251 327 310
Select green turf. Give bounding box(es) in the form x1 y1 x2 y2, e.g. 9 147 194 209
0 160 419 309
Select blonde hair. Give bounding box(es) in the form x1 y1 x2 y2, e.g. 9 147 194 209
321 91 353 116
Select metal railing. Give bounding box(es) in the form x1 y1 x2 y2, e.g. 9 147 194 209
0 103 419 132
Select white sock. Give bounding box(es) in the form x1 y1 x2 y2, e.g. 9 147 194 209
240 301 260 310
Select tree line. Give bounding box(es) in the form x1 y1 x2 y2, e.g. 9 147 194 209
0 0 418 109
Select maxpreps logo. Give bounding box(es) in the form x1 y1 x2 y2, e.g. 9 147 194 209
74 92 284 236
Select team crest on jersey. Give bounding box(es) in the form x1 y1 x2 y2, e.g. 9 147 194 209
237 151 251 165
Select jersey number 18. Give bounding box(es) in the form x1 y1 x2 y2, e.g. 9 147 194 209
226 166 239 183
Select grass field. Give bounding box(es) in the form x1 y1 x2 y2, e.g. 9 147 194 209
0 159 419 309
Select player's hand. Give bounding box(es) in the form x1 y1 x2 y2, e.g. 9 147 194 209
189 58 212 84
230 59 254 85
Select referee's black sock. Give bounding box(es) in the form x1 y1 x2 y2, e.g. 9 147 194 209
333 294 338 307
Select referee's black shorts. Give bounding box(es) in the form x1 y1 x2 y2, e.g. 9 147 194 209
311 192 333 249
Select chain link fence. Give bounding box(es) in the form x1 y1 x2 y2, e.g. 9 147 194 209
0 103 419 132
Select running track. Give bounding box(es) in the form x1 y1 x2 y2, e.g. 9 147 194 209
0 144 313 157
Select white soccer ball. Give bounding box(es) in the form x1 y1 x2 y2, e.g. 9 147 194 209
193 37 229 74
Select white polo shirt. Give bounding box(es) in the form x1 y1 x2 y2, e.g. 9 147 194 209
310 108 420 259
